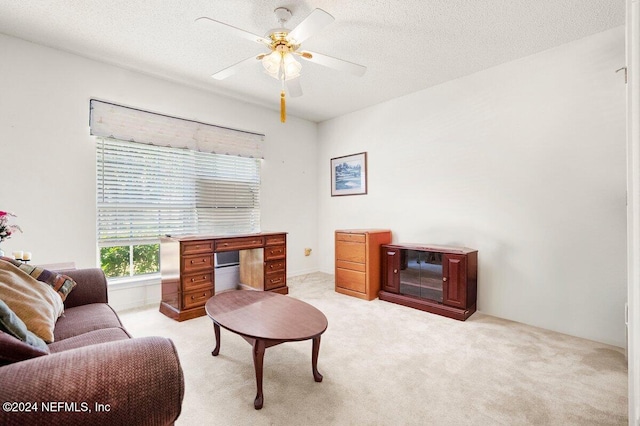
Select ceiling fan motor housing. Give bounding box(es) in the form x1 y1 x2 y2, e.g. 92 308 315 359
274 7 292 25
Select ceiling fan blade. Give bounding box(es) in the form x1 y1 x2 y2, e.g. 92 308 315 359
212 55 260 80
286 8 334 44
195 17 272 46
286 78 303 98
298 51 366 77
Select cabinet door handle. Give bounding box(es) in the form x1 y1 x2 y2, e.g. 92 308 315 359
443 277 448 282
393 269 398 274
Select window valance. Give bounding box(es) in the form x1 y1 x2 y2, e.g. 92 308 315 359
89 99 264 159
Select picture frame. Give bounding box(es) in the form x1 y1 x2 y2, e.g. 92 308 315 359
331 152 368 196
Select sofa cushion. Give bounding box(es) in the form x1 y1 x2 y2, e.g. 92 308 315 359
0 299 49 352
0 260 64 343
54 304 126 341
0 257 77 301
48 327 131 353
0 331 49 365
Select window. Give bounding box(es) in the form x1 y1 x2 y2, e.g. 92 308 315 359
96 138 261 279
90 100 264 280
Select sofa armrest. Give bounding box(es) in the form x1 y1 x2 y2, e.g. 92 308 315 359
62 268 109 308
0 337 184 426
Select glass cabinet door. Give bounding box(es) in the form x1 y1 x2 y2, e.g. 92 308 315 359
399 250 443 302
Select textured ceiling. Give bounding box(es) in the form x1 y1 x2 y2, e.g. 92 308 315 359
0 1 625 122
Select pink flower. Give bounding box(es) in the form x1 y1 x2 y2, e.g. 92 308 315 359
0 210 21 243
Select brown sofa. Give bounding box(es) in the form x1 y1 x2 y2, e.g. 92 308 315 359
0 268 184 425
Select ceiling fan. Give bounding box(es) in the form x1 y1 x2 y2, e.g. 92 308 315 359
196 7 366 123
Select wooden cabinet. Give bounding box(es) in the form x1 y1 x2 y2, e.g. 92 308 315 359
160 232 288 321
335 229 391 300
379 243 477 321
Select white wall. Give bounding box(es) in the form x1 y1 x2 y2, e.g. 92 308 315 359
318 27 627 347
0 34 319 308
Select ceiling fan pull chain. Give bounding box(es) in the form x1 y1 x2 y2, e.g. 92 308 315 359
280 90 286 123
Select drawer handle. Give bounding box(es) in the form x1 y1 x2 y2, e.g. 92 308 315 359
190 275 207 282
387 251 396 256
191 258 206 264
443 277 448 282
191 293 208 300
270 278 282 284
394 269 398 274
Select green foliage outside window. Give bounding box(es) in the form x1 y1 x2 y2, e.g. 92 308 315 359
100 244 159 278
133 244 160 275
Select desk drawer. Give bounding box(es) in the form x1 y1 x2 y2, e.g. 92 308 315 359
265 234 286 246
264 272 286 290
182 271 213 291
215 236 265 251
265 245 286 260
265 259 285 274
182 241 213 255
182 288 213 310
182 254 214 273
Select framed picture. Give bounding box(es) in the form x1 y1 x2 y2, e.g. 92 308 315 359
331 152 367 196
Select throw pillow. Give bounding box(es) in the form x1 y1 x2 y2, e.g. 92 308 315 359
0 299 49 352
0 261 64 343
0 256 77 301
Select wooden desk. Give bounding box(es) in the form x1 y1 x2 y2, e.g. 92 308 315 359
205 290 327 409
159 232 287 321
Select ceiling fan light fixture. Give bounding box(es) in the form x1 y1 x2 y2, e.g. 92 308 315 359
261 51 281 76
262 51 302 80
282 53 302 79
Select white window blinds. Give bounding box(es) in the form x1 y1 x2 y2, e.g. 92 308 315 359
91 100 263 246
97 138 261 245
89 99 264 159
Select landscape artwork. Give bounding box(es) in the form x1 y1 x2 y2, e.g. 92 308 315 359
331 152 367 196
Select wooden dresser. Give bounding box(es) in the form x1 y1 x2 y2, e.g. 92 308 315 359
335 229 392 300
160 232 287 321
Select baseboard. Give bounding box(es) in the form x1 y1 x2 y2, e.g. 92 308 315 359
287 268 321 277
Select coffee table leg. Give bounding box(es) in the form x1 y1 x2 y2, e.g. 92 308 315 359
252 339 266 409
212 323 221 356
312 336 323 382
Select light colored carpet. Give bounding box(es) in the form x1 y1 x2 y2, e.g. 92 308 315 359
118 273 628 425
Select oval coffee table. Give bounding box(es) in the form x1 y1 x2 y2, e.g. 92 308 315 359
205 290 328 409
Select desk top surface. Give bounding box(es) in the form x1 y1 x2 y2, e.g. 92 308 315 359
161 231 286 243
